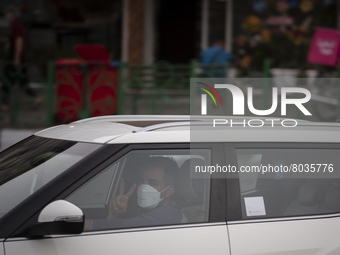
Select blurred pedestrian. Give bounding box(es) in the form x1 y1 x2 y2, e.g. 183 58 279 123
1 5 41 111
200 39 232 77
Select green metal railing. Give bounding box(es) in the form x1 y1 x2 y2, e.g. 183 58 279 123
6 58 340 127
5 60 271 127
120 60 275 115
124 61 193 114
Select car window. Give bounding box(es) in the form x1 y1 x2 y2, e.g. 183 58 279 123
66 149 211 231
236 148 340 219
0 136 101 219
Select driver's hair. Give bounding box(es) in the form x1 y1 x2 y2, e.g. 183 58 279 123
142 157 179 186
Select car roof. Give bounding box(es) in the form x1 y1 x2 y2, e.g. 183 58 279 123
34 115 340 144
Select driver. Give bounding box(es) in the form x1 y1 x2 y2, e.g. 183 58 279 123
86 157 183 230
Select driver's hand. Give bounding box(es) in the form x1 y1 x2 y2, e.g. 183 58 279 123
109 178 136 218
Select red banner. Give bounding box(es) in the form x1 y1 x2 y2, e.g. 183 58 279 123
55 61 119 123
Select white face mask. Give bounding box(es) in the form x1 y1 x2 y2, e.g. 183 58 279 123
137 184 168 210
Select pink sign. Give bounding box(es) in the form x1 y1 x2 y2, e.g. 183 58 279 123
307 28 340 67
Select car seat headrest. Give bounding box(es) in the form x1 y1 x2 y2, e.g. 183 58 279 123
177 158 206 203
324 186 340 211
298 180 329 206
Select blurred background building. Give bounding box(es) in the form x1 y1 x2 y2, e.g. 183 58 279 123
0 0 337 74
0 0 339 133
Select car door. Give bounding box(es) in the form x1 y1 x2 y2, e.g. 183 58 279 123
5 144 230 255
226 143 340 255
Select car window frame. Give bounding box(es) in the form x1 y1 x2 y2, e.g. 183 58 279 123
5 142 126 238
225 142 340 223
9 142 226 238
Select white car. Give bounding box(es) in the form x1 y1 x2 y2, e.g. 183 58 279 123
0 115 340 255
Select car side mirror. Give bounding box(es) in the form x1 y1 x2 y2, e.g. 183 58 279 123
26 200 84 237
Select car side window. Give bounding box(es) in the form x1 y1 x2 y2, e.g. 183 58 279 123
66 149 211 231
236 148 340 219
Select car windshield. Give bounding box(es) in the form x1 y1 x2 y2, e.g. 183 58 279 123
0 136 101 219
